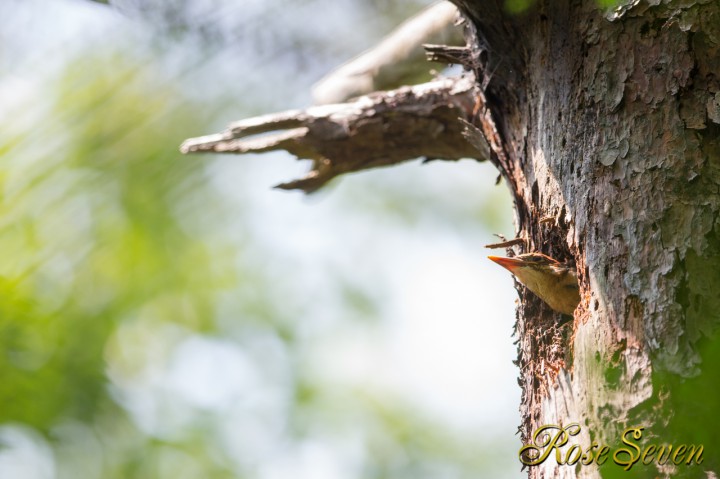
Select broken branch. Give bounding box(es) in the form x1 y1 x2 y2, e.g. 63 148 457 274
180 76 491 193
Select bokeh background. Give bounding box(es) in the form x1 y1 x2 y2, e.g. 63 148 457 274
0 0 522 477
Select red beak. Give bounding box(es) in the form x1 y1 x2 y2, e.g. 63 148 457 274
487 255 525 272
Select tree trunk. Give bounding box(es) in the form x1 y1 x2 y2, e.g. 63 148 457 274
454 0 719 477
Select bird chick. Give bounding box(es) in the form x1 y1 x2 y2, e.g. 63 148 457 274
488 253 580 316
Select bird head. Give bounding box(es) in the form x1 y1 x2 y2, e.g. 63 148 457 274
488 252 580 316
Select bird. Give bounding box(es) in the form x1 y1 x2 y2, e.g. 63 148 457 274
488 253 580 316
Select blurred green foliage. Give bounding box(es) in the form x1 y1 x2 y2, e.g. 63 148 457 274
0 1 519 478
505 0 536 14
0 46 239 474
